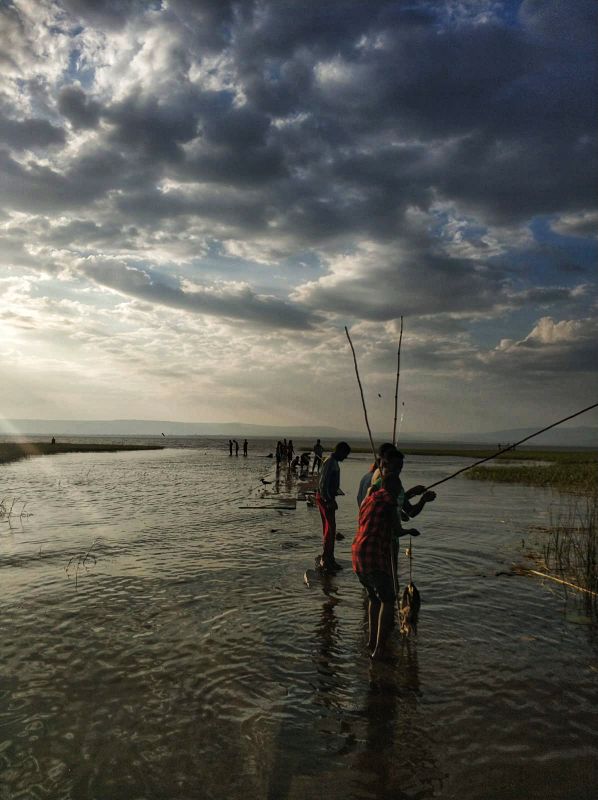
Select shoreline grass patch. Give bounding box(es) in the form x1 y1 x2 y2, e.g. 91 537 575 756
0 441 163 466
467 451 597 493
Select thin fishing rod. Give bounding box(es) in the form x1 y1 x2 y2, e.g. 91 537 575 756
423 400 598 492
392 316 404 446
345 326 378 464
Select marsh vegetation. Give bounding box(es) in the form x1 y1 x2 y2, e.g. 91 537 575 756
0 441 163 466
468 450 597 493
535 493 598 612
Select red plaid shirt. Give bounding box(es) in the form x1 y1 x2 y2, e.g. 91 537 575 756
352 488 397 575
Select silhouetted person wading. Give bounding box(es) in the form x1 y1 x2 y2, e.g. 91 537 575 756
316 441 351 573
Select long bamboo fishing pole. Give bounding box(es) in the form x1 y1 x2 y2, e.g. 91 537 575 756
423 400 598 492
392 316 404 446
345 326 378 464
344 326 402 615
390 317 405 606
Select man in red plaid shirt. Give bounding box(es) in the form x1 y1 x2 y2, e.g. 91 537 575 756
352 473 420 659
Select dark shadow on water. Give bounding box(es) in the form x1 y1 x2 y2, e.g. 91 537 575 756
265 572 342 799
349 636 444 799
265 572 443 800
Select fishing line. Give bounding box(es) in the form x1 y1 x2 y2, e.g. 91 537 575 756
422 401 598 492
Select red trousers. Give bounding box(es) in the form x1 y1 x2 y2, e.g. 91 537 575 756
316 493 336 561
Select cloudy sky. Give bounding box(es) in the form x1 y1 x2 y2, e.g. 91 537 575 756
1 0 596 435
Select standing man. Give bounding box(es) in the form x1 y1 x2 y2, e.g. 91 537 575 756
352 473 421 659
316 441 351 572
228 439 233 456
311 439 324 474
243 439 248 456
233 439 239 456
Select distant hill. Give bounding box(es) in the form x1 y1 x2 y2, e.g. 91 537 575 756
0 418 351 438
2 419 597 447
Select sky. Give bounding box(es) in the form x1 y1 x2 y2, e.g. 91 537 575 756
0 0 597 436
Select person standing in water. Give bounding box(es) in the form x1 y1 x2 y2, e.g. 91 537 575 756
243 439 248 456
352 473 421 660
228 440 233 456
316 441 351 572
312 439 324 474
234 439 239 456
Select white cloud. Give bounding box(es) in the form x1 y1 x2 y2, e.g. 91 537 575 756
498 316 596 349
551 211 598 239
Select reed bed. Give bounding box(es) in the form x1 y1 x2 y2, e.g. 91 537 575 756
538 492 598 612
468 452 597 494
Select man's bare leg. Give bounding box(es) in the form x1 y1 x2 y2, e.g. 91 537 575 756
367 598 381 650
371 601 394 659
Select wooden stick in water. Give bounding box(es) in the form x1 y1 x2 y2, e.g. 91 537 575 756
423 400 598 492
524 568 598 598
345 326 377 464
392 315 404 446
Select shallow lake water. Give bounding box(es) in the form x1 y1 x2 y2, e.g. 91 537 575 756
1 444 597 799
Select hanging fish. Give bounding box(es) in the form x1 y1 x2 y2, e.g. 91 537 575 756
399 581 421 636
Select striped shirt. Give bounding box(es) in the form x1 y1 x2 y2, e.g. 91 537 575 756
318 456 340 502
352 488 399 575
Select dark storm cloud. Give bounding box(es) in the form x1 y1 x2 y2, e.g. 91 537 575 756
1 0 596 330
0 112 65 149
42 219 140 250
0 143 161 213
4 0 595 232
479 322 598 378
81 260 317 330
296 249 510 320
58 85 101 130
226 0 597 228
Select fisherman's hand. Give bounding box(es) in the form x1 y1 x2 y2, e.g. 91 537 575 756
404 528 421 537
422 491 436 503
406 484 426 498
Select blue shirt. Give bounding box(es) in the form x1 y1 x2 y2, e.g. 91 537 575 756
357 470 374 507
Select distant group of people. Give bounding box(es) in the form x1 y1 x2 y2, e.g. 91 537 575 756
273 438 325 477
314 440 436 659
228 439 248 456
275 438 295 467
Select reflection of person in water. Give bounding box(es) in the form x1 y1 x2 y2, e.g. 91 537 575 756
353 600 442 795
356 641 423 797
266 578 342 799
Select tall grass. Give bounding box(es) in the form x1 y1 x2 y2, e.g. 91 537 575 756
468 453 597 493
542 492 598 612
